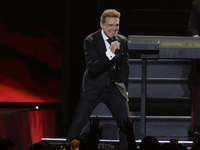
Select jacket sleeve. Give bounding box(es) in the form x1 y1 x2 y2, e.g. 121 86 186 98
84 36 111 75
187 1 200 36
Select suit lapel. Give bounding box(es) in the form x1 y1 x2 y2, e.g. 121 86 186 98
96 29 107 54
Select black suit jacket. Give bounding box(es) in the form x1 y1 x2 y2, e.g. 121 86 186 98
188 0 200 36
81 29 129 101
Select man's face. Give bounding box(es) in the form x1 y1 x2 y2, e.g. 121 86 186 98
100 17 119 39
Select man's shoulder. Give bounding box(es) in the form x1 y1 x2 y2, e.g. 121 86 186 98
116 34 128 42
117 34 127 39
85 29 101 41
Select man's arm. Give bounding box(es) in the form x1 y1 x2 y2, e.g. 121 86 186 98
120 117 138 150
84 36 111 74
84 116 103 150
188 1 200 36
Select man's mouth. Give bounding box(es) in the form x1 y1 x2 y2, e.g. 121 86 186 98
110 30 116 35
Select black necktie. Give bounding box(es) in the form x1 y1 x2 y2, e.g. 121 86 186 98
107 39 112 45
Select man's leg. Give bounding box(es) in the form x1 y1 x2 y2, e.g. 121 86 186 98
66 97 99 142
103 83 130 150
194 82 200 131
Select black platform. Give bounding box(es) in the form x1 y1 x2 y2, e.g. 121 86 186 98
39 137 193 150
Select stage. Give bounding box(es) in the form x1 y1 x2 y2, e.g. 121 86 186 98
38 137 193 150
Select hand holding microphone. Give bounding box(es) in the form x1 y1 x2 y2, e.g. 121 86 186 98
109 36 120 68
110 36 120 55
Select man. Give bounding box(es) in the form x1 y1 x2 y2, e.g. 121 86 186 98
66 9 130 150
188 0 200 37
187 0 200 135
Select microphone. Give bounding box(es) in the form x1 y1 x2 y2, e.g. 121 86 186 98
111 35 116 42
111 36 119 60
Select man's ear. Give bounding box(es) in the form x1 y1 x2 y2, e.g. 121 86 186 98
100 21 103 29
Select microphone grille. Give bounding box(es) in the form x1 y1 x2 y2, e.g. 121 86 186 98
111 36 116 41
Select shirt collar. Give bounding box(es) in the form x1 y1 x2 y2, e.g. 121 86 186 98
101 29 109 41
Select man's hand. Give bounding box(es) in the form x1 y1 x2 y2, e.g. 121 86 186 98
110 41 121 54
90 116 103 134
120 117 133 135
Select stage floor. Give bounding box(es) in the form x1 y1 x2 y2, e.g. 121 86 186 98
40 138 194 150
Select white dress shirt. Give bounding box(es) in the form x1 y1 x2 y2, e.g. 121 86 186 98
101 30 115 60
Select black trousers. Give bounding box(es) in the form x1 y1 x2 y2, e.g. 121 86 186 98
192 60 200 127
67 82 130 150
195 79 200 127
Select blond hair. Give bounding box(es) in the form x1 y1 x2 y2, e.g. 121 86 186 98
70 139 80 150
100 9 120 23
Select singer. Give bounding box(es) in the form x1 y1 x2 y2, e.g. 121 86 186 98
66 9 130 150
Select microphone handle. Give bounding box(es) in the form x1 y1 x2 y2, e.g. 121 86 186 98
115 49 119 63
111 36 119 63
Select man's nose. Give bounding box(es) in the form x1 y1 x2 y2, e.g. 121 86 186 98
113 26 117 30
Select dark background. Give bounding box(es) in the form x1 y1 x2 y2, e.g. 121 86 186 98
0 0 195 138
